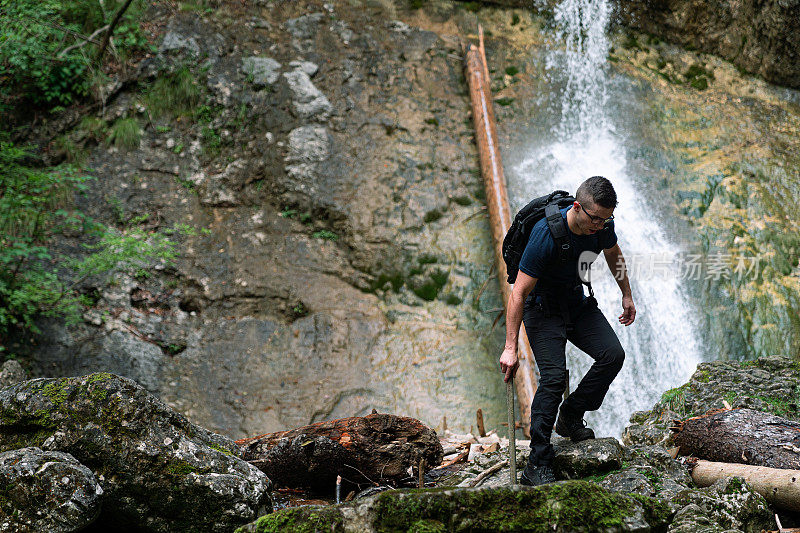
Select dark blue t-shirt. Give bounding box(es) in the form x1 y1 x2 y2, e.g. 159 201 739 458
518 207 617 305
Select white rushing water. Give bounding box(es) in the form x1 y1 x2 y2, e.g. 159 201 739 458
511 0 703 437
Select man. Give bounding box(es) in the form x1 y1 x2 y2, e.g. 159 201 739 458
499 176 635 486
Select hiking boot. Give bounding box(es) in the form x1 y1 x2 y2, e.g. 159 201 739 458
519 464 557 486
555 411 595 442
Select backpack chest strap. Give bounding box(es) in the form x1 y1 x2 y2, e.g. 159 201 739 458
544 204 571 264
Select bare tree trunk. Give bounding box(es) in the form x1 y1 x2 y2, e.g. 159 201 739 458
672 408 800 469
690 459 800 512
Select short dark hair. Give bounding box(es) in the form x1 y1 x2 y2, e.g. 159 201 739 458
576 176 617 209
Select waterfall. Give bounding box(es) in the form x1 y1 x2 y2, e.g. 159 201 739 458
511 0 703 437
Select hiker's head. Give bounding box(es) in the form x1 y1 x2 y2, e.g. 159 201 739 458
574 176 617 233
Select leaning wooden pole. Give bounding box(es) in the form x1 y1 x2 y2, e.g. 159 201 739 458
465 34 536 438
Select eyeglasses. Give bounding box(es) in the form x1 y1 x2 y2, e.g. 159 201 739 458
577 202 614 225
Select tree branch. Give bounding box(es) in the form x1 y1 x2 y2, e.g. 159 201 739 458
58 24 109 57
96 0 135 64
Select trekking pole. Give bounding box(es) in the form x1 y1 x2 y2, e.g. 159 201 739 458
507 378 517 485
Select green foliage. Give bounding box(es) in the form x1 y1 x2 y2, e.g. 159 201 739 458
201 126 221 157
505 66 519 76
106 118 141 149
685 64 713 91
312 230 338 241
0 0 149 110
511 14 521 26
0 138 185 350
494 97 514 107
142 67 202 119
79 116 108 142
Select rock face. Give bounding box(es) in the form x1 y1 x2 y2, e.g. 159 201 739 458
0 360 26 389
0 447 103 533
616 0 800 88
236 482 673 533
0 373 271 532
23 0 508 441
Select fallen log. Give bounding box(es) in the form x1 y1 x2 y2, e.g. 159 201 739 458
235 414 443 491
689 459 800 512
672 408 800 469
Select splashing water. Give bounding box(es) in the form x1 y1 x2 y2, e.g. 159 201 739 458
550 0 612 139
511 0 703 437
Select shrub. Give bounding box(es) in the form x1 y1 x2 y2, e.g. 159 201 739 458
107 118 142 149
143 67 202 119
0 138 184 356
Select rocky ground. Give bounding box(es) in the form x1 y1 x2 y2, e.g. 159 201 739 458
2 355 796 531
236 355 800 532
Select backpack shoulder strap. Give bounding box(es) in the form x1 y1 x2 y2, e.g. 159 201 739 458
545 204 570 263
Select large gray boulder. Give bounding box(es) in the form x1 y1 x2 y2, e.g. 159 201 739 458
0 447 102 533
0 373 271 532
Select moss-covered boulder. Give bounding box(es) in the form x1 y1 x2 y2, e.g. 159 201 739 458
623 355 800 446
238 482 673 532
0 447 102 533
0 373 271 532
668 477 772 533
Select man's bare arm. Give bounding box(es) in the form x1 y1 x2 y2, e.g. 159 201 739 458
499 271 537 382
603 243 636 326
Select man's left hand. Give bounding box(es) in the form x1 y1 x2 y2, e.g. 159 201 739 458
619 295 636 326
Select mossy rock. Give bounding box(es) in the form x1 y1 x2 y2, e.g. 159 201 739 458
240 482 672 532
623 355 800 447
0 374 271 532
236 505 344 532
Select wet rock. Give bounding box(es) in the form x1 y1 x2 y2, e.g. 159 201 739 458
618 0 800 89
238 482 672 532
0 374 271 532
0 447 102 533
622 355 800 447
283 69 332 120
668 477 772 532
0 360 26 389
553 437 626 479
242 57 282 87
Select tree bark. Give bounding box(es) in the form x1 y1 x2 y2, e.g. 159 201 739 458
673 408 800 469
235 414 443 492
691 459 800 512
96 0 135 64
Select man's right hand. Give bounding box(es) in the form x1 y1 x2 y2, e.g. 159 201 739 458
499 346 519 383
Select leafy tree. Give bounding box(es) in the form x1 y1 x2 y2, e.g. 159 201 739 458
0 137 184 358
0 0 149 110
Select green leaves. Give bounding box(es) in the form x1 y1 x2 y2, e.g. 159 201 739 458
0 0 148 109
0 139 186 348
